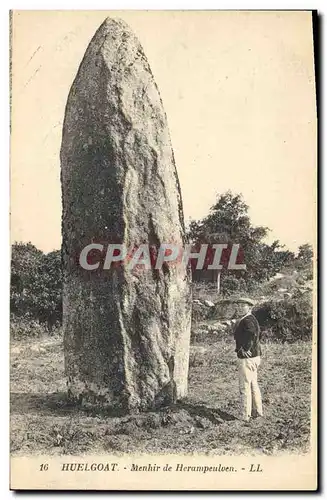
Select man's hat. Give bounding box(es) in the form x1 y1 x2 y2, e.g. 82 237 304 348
237 297 256 306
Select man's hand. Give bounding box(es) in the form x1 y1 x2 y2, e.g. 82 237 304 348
237 347 252 358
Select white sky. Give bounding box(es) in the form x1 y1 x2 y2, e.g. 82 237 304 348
10 10 317 252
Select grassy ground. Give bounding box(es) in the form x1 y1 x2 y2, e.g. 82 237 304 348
10 333 312 456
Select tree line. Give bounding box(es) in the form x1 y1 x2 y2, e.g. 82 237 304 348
187 191 313 293
10 191 313 328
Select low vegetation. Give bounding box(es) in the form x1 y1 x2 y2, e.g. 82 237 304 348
11 332 311 456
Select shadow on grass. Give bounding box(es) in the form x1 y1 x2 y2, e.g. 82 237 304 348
177 401 237 423
10 392 237 425
10 392 126 418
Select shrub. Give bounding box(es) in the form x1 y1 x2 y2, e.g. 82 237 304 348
191 302 211 322
10 316 46 340
221 275 247 296
11 243 62 329
253 293 312 342
10 315 62 340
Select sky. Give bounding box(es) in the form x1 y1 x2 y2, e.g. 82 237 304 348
10 10 317 252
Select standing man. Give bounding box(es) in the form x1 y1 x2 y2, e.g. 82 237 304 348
234 298 263 422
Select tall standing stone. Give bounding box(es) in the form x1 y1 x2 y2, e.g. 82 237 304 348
61 18 192 411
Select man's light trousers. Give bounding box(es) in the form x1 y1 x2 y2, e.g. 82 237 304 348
238 356 263 421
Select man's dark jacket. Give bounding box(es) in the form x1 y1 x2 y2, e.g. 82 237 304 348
234 313 261 359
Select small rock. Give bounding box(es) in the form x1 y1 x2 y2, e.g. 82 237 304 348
195 417 211 429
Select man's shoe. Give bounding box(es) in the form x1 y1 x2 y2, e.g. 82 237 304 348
239 417 251 424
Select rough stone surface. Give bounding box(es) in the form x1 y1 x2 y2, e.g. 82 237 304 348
61 17 191 412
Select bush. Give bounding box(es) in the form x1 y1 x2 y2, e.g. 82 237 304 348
191 302 212 322
11 243 62 329
253 293 312 342
221 275 247 296
10 316 46 340
10 315 62 340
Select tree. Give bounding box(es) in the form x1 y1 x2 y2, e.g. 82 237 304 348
295 243 313 279
258 241 295 282
10 242 62 329
10 242 43 317
297 244 313 265
187 191 292 293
